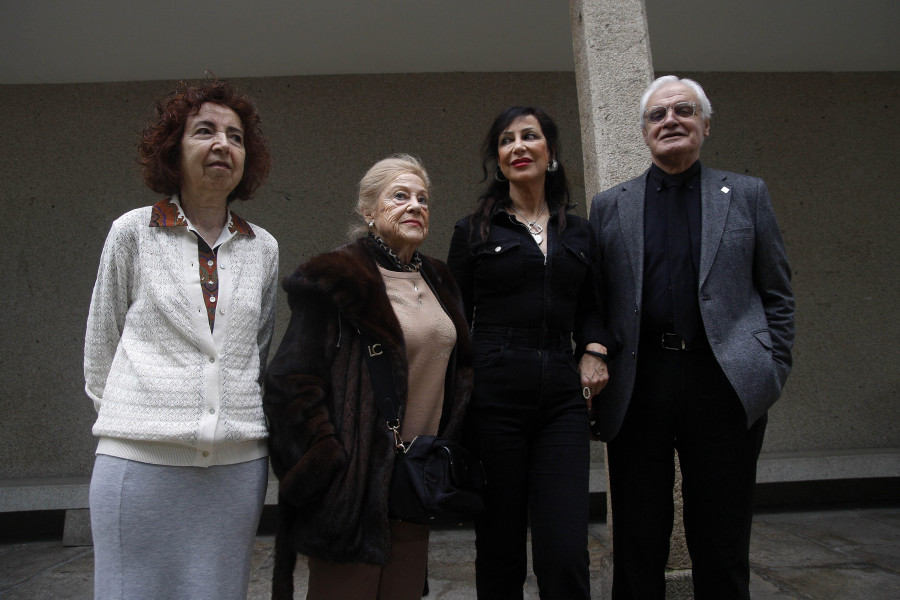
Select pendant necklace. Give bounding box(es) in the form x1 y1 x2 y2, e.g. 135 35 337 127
511 203 546 244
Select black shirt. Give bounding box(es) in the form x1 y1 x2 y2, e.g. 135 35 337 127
447 202 613 353
641 160 705 345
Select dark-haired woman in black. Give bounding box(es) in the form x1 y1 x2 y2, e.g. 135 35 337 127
447 107 613 599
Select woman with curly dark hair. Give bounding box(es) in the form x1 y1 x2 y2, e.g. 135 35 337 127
447 107 614 599
84 79 278 599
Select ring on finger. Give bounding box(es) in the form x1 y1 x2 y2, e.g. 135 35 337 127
583 386 591 399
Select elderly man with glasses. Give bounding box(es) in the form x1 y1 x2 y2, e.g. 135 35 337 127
589 76 795 600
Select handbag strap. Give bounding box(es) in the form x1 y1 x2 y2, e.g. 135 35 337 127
361 333 405 449
361 324 455 446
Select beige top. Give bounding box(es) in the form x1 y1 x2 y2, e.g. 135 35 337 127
378 266 457 439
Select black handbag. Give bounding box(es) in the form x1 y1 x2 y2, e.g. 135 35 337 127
363 335 486 526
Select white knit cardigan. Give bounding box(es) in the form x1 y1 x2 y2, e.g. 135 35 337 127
84 200 279 467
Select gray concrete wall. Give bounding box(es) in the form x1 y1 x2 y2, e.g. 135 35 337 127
1 71 897 481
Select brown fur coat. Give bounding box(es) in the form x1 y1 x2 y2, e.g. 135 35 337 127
263 239 473 598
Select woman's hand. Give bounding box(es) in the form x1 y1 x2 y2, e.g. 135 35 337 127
578 343 609 411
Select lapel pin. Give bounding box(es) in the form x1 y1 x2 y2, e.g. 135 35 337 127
721 186 730 193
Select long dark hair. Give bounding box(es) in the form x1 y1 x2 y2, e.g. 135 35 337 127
471 106 571 241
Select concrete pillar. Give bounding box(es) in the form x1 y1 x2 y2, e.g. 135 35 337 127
667 454 692 592
569 0 653 195
569 1 693 597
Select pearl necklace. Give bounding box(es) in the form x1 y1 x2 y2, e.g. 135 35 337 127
511 203 547 244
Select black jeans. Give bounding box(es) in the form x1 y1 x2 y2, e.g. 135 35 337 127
607 346 767 600
463 327 591 600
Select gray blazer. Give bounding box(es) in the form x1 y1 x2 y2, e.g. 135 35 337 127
589 166 795 442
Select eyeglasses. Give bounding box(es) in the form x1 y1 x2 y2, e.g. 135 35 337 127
644 102 697 124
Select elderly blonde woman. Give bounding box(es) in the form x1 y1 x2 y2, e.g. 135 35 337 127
264 154 473 600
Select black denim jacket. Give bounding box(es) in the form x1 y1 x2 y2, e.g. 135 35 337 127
447 203 614 354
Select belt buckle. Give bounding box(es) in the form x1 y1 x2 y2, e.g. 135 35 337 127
661 333 686 351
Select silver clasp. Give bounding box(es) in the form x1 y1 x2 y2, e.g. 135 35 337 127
387 420 405 451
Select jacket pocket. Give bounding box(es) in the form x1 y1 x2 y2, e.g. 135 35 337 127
721 226 754 260
723 226 754 244
556 240 591 296
473 240 525 291
752 328 773 351
279 435 348 510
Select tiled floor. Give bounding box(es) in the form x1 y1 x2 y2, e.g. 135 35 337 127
1 506 898 599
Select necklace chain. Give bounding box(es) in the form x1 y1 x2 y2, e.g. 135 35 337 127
511 203 546 236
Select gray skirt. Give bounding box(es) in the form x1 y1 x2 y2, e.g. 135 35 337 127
89 454 268 600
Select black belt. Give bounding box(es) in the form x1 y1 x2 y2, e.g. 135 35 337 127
473 325 572 350
654 332 708 351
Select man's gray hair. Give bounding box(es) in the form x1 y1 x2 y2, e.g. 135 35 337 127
639 75 713 128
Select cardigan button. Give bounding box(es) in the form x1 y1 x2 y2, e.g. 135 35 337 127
494 246 501 252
